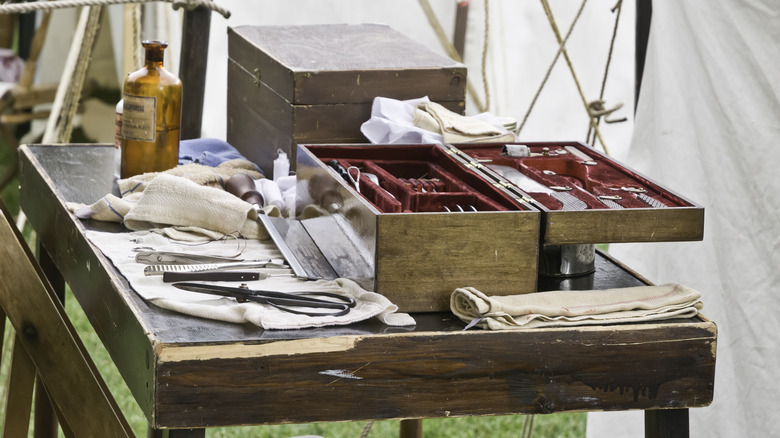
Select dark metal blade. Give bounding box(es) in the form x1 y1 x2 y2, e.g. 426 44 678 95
162 271 260 283
172 282 246 298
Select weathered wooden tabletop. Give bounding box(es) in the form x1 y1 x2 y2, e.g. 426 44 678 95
18 144 715 436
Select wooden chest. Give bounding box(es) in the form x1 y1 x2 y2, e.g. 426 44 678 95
294 142 704 312
226 24 467 177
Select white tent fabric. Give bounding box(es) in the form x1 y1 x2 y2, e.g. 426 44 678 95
30 2 637 156
201 0 636 152
587 1 780 437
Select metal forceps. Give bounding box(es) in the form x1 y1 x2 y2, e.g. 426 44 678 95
172 282 356 317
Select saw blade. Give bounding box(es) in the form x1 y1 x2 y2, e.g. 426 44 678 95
551 191 588 211
636 193 668 208
598 197 624 209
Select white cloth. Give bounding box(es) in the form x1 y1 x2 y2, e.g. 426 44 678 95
414 101 516 144
360 96 515 145
68 163 275 241
587 2 780 437
451 284 702 330
360 96 444 144
87 230 415 329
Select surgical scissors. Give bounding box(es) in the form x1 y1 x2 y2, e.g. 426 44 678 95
172 282 356 317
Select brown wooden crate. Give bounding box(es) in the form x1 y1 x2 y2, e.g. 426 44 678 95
227 24 467 105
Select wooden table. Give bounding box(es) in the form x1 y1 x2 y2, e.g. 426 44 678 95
18 144 716 437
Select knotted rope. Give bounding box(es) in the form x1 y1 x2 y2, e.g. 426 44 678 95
0 0 231 18
518 0 626 156
586 0 626 147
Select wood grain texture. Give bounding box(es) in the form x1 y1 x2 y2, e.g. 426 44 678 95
0 200 134 436
544 207 705 244
3 337 35 437
227 24 466 105
226 59 465 175
154 320 715 428
376 211 540 312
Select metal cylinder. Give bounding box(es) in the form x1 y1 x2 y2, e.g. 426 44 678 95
538 243 596 278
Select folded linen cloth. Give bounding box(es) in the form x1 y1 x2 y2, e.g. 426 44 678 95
414 101 516 144
68 162 272 241
86 230 415 329
451 283 703 330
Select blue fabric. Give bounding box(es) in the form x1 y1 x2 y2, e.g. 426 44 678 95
178 138 258 169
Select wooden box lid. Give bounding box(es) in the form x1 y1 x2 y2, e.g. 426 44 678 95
227 24 467 105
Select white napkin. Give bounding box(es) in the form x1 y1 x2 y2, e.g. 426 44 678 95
451 283 703 330
87 230 415 329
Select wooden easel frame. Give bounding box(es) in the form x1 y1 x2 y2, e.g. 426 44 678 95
0 199 134 436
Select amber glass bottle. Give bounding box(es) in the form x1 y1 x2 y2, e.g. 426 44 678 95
121 40 182 178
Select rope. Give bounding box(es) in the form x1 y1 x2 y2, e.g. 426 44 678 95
517 0 588 136
480 0 491 111
539 0 610 155
417 0 487 112
0 0 231 19
132 4 141 69
587 0 626 147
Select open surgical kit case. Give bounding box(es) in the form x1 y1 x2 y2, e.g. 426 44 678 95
292 142 704 312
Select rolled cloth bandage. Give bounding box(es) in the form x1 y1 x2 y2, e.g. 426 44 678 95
451 283 703 330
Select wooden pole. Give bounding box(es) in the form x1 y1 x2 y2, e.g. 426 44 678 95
179 6 211 140
635 0 652 112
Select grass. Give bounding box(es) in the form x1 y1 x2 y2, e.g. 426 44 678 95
0 133 586 437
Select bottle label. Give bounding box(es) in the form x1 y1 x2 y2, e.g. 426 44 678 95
122 94 156 142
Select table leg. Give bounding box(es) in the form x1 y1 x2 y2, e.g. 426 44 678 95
148 426 206 438
645 409 689 438
33 376 58 438
32 246 65 438
400 419 423 438
3 336 35 436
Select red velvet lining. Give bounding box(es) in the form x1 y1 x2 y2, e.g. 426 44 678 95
304 144 527 213
456 142 694 211
302 142 693 213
